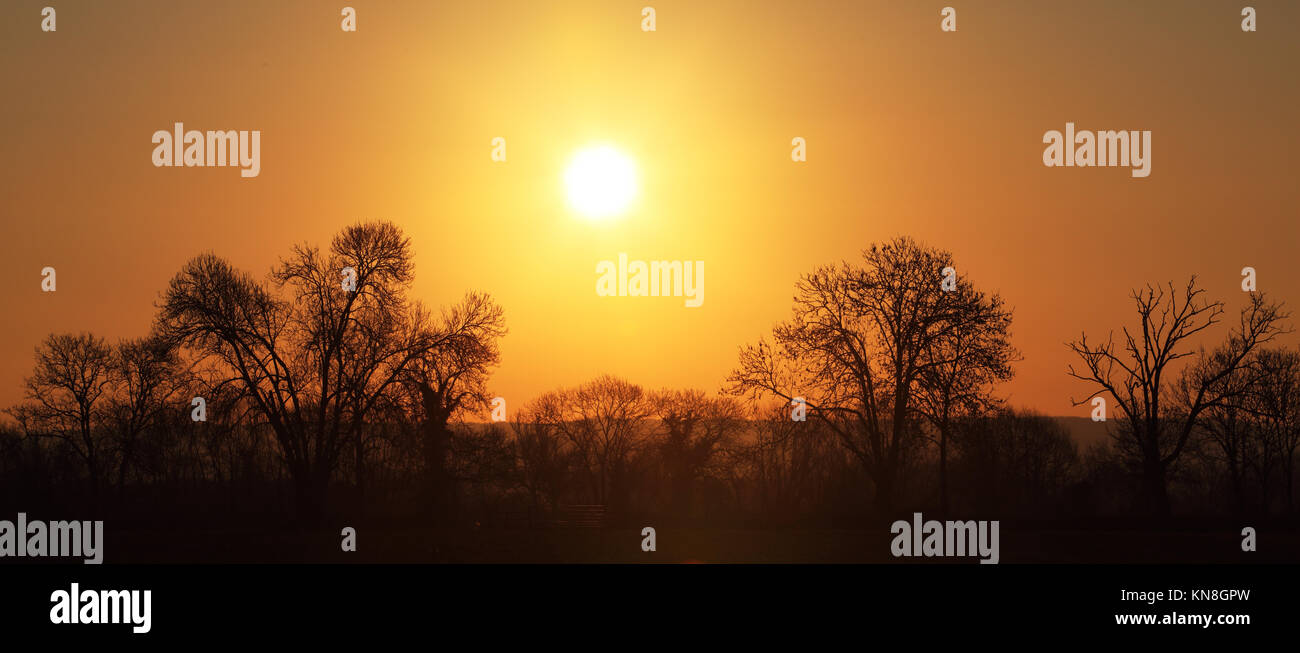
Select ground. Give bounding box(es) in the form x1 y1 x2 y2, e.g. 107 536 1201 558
93 526 1300 564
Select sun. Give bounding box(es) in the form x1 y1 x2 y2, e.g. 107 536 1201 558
564 145 638 220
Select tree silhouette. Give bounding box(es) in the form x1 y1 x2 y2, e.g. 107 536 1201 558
525 375 649 508
1068 279 1289 516
649 389 745 520
105 335 183 493
510 408 573 514
1247 347 1300 513
732 403 843 525
913 280 1017 513
404 291 507 521
157 221 440 523
730 237 1014 512
7 333 115 499
952 408 1079 515
1194 356 1258 515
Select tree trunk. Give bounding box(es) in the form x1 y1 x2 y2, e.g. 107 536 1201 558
293 468 329 527
1286 449 1295 515
871 459 896 514
1141 456 1170 517
418 385 453 524
1228 457 1245 517
938 423 950 514
353 428 366 511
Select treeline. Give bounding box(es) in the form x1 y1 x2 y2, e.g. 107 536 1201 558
0 362 1084 528
2 221 508 527
1 229 1296 530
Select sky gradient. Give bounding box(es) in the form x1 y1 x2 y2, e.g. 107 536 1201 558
2 0 1298 417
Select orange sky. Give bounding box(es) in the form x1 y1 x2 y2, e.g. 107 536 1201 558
2 0 1298 417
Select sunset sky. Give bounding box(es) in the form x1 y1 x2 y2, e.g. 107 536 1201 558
2 0 1297 417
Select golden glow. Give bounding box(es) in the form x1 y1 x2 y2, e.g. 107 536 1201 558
564 145 638 220
1 2 1298 418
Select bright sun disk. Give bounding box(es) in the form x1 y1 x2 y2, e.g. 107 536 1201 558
565 145 637 220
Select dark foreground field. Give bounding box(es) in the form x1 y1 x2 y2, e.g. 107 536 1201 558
85 525 1300 564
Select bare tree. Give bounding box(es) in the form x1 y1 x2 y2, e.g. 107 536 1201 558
510 412 572 513
729 237 1013 512
105 335 183 492
7 333 115 496
734 403 843 525
404 291 507 520
528 375 649 507
913 281 1017 513
952 408 1080 515
1067 279 1288 515
1193 353 1266 515
649 389 745 520
1252 347 1300 513
158 221 439 523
